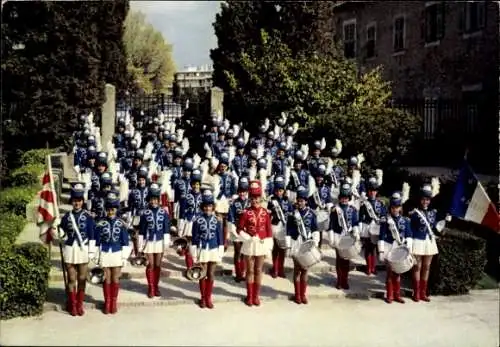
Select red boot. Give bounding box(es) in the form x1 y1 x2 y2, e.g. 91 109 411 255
385 271 394 304
278 252 286 278
102 283 111 314
206 280 214 309
198 279 206 308
393 275 405 304
234 259 241 281
68 289 77 316
420 280 430 302
146 268 154 298
412 277 420 302
335 264 342 289
252 282 261 306
154 267 161 297
185 252 194 269
293 281 301 304
300 280 308 304
110 283 119 314
365 250 372 275
245 282 253 306
76 289 85 316
369 254 377 275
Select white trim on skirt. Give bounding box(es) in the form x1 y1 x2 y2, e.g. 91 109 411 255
63 240 89 264
144 240 164 254
99 249 123 268
198 246 223 263
412 236 438 256
241 237 273 257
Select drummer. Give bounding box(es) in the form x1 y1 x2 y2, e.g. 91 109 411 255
328 182 360 290
287 186 319 304
267 176 293 279
308 164 333 249
359 176 386 276
227 177 250 282
378 192 412 304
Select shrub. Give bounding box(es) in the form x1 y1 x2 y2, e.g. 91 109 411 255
0 242 51 320
429 228 487 295
8 163 45 187
0 186 39 216
18 148 54 167
0 213 26 246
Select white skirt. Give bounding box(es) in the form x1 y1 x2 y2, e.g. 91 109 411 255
199 247 222 263
144 239 164 254
241 237 273 257
412 236 439 256
63 241 89 264
99 249 123 268
178 220 193 237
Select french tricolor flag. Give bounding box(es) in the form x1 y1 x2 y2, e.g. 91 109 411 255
450 162 499 233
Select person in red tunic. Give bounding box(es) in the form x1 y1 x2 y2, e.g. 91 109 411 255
237 180 273 306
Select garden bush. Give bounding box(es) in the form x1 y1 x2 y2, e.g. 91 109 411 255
7 163 45 187
0 185 39 216
0 242 51 320
18 148 54 167
0 213 26 246
429 228 487 295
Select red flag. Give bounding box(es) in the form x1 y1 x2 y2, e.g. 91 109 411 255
38 170 59 243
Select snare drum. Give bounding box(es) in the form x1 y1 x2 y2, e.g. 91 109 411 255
387 245 415 274
293 240 322 269
316 210 330 231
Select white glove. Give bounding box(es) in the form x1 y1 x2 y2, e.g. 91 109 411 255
378 252 385 263
163 234 171 251
352 226 360 242
73 165 81 174
445 214 452 222
327 230 335 246
57 228 66 240
311 231 320 248
325 203 334 211
218 245 225 258
405 238 413 250
239 231 252 242
377 241 384 253
189 245 198 259
88 240 97 254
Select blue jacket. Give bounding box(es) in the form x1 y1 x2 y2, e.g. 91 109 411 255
173 177 191 202
139 207 170 241
307 156 326 176
95 217 129 253
329 204 359 234
60 209 95 247
267 196 293 225
179 191 203 221
231 154 248 177
308 184 333 209
359 198 387 223
90 193 106 220
192 214 224 250
379 214 412 244
217 173 237 199
272 157 287 177
74 147 87 167
287 168 310 191
128 186 148 215
228 197 250 225
286 207 317 241
410 208 438 240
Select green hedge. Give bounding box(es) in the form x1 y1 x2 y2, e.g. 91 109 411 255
0 242 51 320
18 148 53 167
0 186 39 216
8 163 45 187
429 228 487 295
0 213 26 246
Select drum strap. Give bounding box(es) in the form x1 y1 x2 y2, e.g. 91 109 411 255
363 200 379 223
336 207 351 235
386 216 403 245
413 209 435 239
291 170 300 187
69 212 85 250
271 199 286 224
294 211 310 241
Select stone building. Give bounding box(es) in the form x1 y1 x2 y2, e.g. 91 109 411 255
173 65 213 98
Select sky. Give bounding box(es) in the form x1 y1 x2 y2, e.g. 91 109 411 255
130 1 221 70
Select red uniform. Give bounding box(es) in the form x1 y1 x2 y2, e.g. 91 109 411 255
238 207 273 240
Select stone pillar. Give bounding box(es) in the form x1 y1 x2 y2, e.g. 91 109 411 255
210 87 224 118
101 84 116 152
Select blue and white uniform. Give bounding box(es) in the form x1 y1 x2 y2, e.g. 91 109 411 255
139 205 170 254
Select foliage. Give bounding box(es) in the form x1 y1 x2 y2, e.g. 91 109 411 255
18 148 54 167
0 242 51 320
0 213 26 246
0 186 39 216
123 11 176 94
7 164 45 187
1 1 130 175
429 228 486 295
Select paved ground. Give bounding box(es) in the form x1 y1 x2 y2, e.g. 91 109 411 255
1 290 498 347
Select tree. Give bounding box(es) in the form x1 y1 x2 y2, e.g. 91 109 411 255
214 28 421 166
123 11 176 94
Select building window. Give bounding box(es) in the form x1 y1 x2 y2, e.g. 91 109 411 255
393 16 405 52
366 24 376 58
425 2 445 43
343 19 356 59
460 1 486 34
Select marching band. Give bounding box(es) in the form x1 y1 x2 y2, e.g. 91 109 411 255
54 108 451 316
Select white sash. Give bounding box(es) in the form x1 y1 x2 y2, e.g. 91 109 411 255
293 210 310 241
69 212 85 250
363 200 379 223
413 209 436 239
291 170 300 187
336 207 351 235
271 199 286 224
386 216 403 245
